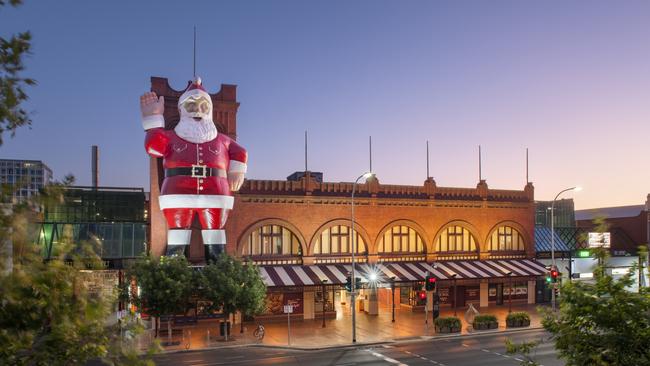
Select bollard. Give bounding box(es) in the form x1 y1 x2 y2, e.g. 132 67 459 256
186 330 191 350
206 329 210 345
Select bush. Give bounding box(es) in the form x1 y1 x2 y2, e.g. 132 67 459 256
434 316 461 333
473 314 498 330
506 312 531 328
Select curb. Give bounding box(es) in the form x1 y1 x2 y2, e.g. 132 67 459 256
153 326 546 354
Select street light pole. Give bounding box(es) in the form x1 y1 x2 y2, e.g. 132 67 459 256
551 186 581 311
390 277 396 323
451 273 458 316
351 172 373 343
507 272 513 313
321 279 328 328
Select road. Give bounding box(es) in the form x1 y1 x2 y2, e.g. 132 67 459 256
152 328 563 366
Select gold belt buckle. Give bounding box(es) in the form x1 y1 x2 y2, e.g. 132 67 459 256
191 164 207 178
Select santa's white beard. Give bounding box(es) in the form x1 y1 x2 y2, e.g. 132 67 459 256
174 117 218 143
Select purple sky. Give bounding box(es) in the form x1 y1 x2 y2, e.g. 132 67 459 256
1 1 649 209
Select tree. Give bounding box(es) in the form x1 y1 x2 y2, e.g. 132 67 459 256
200 254 267 341
0 0 36 145
125 255 193 338
540 218 650 365
0 179 157 365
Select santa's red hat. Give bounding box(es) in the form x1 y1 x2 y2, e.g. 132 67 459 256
178 77 211 106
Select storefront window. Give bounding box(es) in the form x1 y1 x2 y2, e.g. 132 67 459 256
489 226 525 251
314 225 366 255
437 226 477 252
244 224 302 256
378 225 424 254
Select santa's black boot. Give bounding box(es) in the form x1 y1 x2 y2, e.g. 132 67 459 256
205 244 225 263
166 244 188 257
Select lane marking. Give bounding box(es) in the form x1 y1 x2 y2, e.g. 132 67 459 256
366 350 408 366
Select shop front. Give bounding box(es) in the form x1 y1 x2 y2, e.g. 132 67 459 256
256 258 545 320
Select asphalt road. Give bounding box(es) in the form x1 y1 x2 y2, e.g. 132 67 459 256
152 328 564 366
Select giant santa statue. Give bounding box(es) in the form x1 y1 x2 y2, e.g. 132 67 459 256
140 77 247 262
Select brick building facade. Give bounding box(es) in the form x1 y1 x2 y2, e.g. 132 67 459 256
146 77 545 321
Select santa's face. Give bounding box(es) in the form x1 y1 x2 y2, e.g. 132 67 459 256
180 95 212 121
175 96 217 144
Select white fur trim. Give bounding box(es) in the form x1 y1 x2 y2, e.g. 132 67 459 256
142 115 165 130
167 230 191 245
202 229 226 245
147 147 163 157
159 194 234 209
228 160 247 174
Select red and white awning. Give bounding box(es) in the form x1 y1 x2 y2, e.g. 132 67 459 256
258 259 547 288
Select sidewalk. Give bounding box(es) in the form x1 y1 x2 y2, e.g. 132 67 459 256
141 303 547 352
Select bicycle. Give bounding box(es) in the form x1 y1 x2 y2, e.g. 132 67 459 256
253 324 265 340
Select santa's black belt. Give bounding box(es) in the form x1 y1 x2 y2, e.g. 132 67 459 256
165 166 227 178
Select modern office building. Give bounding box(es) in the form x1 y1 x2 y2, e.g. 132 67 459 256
534 198 575 227
0 159 52 200
36 186 148 266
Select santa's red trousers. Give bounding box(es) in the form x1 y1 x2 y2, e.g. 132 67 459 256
162 208 229 230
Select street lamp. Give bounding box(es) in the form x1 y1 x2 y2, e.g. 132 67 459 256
450 273 458 316
390 277 396 323
551 186 582 311
351 171 374 343
321 279 328 328
506 271 513 313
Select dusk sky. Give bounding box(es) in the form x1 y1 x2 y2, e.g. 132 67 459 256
1 1 649 209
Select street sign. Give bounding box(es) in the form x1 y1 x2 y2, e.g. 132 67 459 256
283 305 294 314
579 272 594 279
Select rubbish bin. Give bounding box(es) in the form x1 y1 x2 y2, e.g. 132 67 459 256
219 321 231 336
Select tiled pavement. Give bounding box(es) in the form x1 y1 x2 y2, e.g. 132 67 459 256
142 302 547 352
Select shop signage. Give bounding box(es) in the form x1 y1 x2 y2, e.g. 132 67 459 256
611 268 628 275
579 272 594 279
588 232 611 248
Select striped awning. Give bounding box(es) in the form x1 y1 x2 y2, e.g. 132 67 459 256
258 259 547 288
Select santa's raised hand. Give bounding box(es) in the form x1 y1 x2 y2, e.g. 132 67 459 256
140 92 164 117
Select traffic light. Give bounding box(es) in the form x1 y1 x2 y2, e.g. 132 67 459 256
433 302 440 319
418 291 427 301
425 275 437 291
345 276 352 292
355 277 362 290
550 268 559 283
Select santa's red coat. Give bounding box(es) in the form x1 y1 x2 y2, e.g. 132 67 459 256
144 127 247 210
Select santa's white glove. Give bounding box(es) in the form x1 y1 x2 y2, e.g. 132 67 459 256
228 172 245 192
140 92 165 130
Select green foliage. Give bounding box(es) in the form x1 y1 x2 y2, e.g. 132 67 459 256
0 0 35 145
124 255 193 336
541 217 650 366
434 316 461 329
0 176 155 365
474 314 497 324
200 253 267 318
505 338 541 366
506 311 531 323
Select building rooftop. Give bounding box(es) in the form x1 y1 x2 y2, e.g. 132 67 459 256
575 204 645 221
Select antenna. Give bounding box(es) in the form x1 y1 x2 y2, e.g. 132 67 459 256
526 147 529 183
426 140 430 178
193 26 197 78
369 136 373 172
304 130 308 172
479 145 482 181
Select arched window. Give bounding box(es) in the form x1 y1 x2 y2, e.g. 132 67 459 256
378 225 424 253
437 226 477 252
489 226 525 251
243 224 302 256
314 225 366 255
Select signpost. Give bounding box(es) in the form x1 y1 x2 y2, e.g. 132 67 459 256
284 304 294 345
